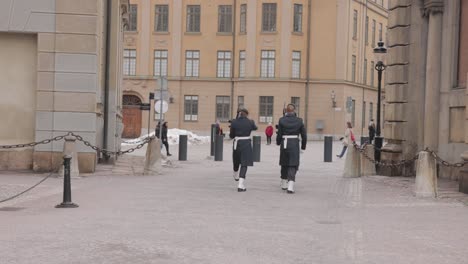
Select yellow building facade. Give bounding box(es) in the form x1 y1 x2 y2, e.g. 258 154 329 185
122 0 388 139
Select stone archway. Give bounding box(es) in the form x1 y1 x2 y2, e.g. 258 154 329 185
122 94 142 138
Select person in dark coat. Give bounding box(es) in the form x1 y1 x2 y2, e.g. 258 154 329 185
368 119 376 144
229 108 258 192
276 104 307 193
155 121 171 156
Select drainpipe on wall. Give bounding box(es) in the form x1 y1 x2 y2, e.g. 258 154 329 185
231 0 237 119
103 0 112 162
305 0 312 129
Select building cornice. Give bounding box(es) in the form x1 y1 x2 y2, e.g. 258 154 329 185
423 0 444 17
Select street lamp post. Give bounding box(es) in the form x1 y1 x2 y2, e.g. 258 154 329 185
331 91 337 139
373 41 387 164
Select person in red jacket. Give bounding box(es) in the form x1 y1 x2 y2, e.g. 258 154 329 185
265 122 274 145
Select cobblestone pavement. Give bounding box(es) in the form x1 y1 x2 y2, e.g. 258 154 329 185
1 141 468 264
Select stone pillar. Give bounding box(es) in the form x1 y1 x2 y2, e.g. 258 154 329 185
343 145 361 178
423 0 444 151
380 0 411 176
360 145 376 176
143 138 162 175
460 73 468 193
415 151 438 198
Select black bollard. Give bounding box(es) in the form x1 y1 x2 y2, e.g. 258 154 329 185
324 136 333 162
374 136 383 173
252 136 261 162
210 124 216 156
56 155 78 208
214 135 223 161
179 134 188 161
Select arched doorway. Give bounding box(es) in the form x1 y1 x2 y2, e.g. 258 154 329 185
122 95 142 138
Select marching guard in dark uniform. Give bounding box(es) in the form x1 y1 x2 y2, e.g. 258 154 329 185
276 104 307 193
229 108 258 192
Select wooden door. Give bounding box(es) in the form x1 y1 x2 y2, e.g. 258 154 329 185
122 95 142 138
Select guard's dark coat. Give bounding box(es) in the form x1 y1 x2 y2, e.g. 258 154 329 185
276 113 307 166
229 116 258 166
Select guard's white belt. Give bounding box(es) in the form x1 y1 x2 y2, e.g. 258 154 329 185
282 135 299 149
234 136 251 150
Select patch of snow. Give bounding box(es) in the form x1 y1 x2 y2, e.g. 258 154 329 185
122 129 210 146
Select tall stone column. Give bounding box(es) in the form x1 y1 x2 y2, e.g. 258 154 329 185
460 73 468 193
380 0 411 176
423 0 444 151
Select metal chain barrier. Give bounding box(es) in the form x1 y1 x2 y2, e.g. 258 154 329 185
0 134 68 150
0 132 155 157
353 143 467 168
0 172 54 204
353 143 419 168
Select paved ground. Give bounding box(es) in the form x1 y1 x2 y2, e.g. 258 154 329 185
1 141 468 264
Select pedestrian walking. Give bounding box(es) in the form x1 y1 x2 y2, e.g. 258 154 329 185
368 119 376 144
156 121 172 156
265 122 274 145
276 104 307 194
337 121 355 158
229 108 258 192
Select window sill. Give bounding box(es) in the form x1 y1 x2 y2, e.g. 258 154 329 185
185 32 202 35
239 32 247 35
292 31 303 36
153 31 170 35
216 32 233 36
124 31 138 34
260 31 277 35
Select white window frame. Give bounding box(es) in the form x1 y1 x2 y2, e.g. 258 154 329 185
184 95 199 121
293 4 303 32
217 51 232 78
154 50 168 77
186 5 201 32
216 96 231 122
240 4 247 33
259 96 274 123
292 51 301 79
123 49 136 76
239 51 246 78
218 5 233 33
261 50 275 78
185 50 200 77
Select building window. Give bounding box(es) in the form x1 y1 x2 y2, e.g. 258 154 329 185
240 4 247 33
293 4 303 32
155 5 169 32
187 5 201 32
292 51 301 79
184 95 198 121
217 51 231 78
372 19 376 47
351 99 356 126
218 5 233 33
369 102 374 121
154 50 168 77
362 101 366 129
353 10 358 39
123 49 136 76
351 55 356 82
185 50 200 77
261 50 275 78
238 96 244 110
239 50 246 78
291 97 300 117
363 58 368 84
365 16 369 45
259 96 274 123
370 61 375 86
379 22 383 41
262 3 277 32
127 4 137 31
216 96 231 122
